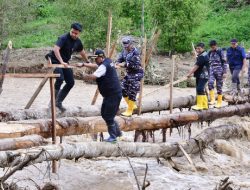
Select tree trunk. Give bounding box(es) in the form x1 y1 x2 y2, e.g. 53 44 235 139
0 135 46 151
0 124 247 168
1 103 250 139
0 95 196 122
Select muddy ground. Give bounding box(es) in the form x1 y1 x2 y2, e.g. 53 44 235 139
0 48 249 190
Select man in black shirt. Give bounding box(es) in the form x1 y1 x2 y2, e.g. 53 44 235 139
48 23 89 112
187 42 210 110
77 49 122 143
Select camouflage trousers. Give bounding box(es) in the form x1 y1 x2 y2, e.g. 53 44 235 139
121 73 143 101
208 66 223 94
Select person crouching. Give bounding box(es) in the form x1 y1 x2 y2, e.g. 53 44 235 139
78 50 122 143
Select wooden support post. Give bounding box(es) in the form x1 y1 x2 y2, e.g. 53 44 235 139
49 75 57 173
91 10 112 105
145 29 161 66
138 36 147 115
170 55 175 114
168 55 175 137
25 58 55 109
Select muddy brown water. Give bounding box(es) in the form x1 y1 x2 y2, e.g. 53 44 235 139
0 78 249 189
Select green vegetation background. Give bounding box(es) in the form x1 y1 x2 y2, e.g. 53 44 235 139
0 0 250 52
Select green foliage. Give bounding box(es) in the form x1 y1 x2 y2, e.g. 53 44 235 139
1 0 250 53
192 6 250 49
149 0 205 53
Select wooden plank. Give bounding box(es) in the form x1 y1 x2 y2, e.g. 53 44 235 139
0 73 60 78
91 10 113 105
138 36 147 115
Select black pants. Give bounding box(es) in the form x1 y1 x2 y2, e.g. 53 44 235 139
54 68 75 93
196 77 208 95
101 93 122 126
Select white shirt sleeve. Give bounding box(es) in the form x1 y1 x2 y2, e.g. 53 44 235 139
93 64 107 78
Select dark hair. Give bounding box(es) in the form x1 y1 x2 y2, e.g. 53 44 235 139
196 42 205 48
209 40 217 46
71 23 82 32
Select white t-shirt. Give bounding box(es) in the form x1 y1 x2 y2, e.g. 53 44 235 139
93 64 107 78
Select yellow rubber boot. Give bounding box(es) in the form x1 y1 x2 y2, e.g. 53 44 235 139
209 90 215 105
124 97 137 109
202 95 208 110
215 94 223 108
124 97 129 105
121 100 135 117
191 95 203 110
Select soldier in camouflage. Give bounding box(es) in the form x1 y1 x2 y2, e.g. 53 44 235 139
208 40 227 108
116 37 144 117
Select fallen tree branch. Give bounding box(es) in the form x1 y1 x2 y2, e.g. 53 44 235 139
0 124 248 168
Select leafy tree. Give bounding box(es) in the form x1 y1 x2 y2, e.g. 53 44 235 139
149 0 204 53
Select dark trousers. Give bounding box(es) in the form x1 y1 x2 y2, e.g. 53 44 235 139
54 68 75 94
101 93 122 138
196 78 208 95
101 93 122 126
230 68 241 84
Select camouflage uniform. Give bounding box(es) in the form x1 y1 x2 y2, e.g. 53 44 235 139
208 50 227 95
117 47 144 101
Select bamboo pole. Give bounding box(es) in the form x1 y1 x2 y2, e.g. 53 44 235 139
0 73 60 78
143 76 187 97
91 10 113 105
138 36 147 115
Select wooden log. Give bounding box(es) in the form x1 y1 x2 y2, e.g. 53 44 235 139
1 103 250 139
0 135 46 151
0 95 196 122
0 124 247 168
0 73 60 78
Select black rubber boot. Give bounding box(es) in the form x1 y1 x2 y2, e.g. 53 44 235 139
114 121 122 137
56 90 68 112
104 123 117 143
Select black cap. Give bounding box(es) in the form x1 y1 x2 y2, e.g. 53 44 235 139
94 49 105 58
230 39 238 43
196 42 205 48
209 40 217 46
71 23 82 32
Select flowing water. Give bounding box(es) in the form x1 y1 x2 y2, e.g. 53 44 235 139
0 79 249 190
